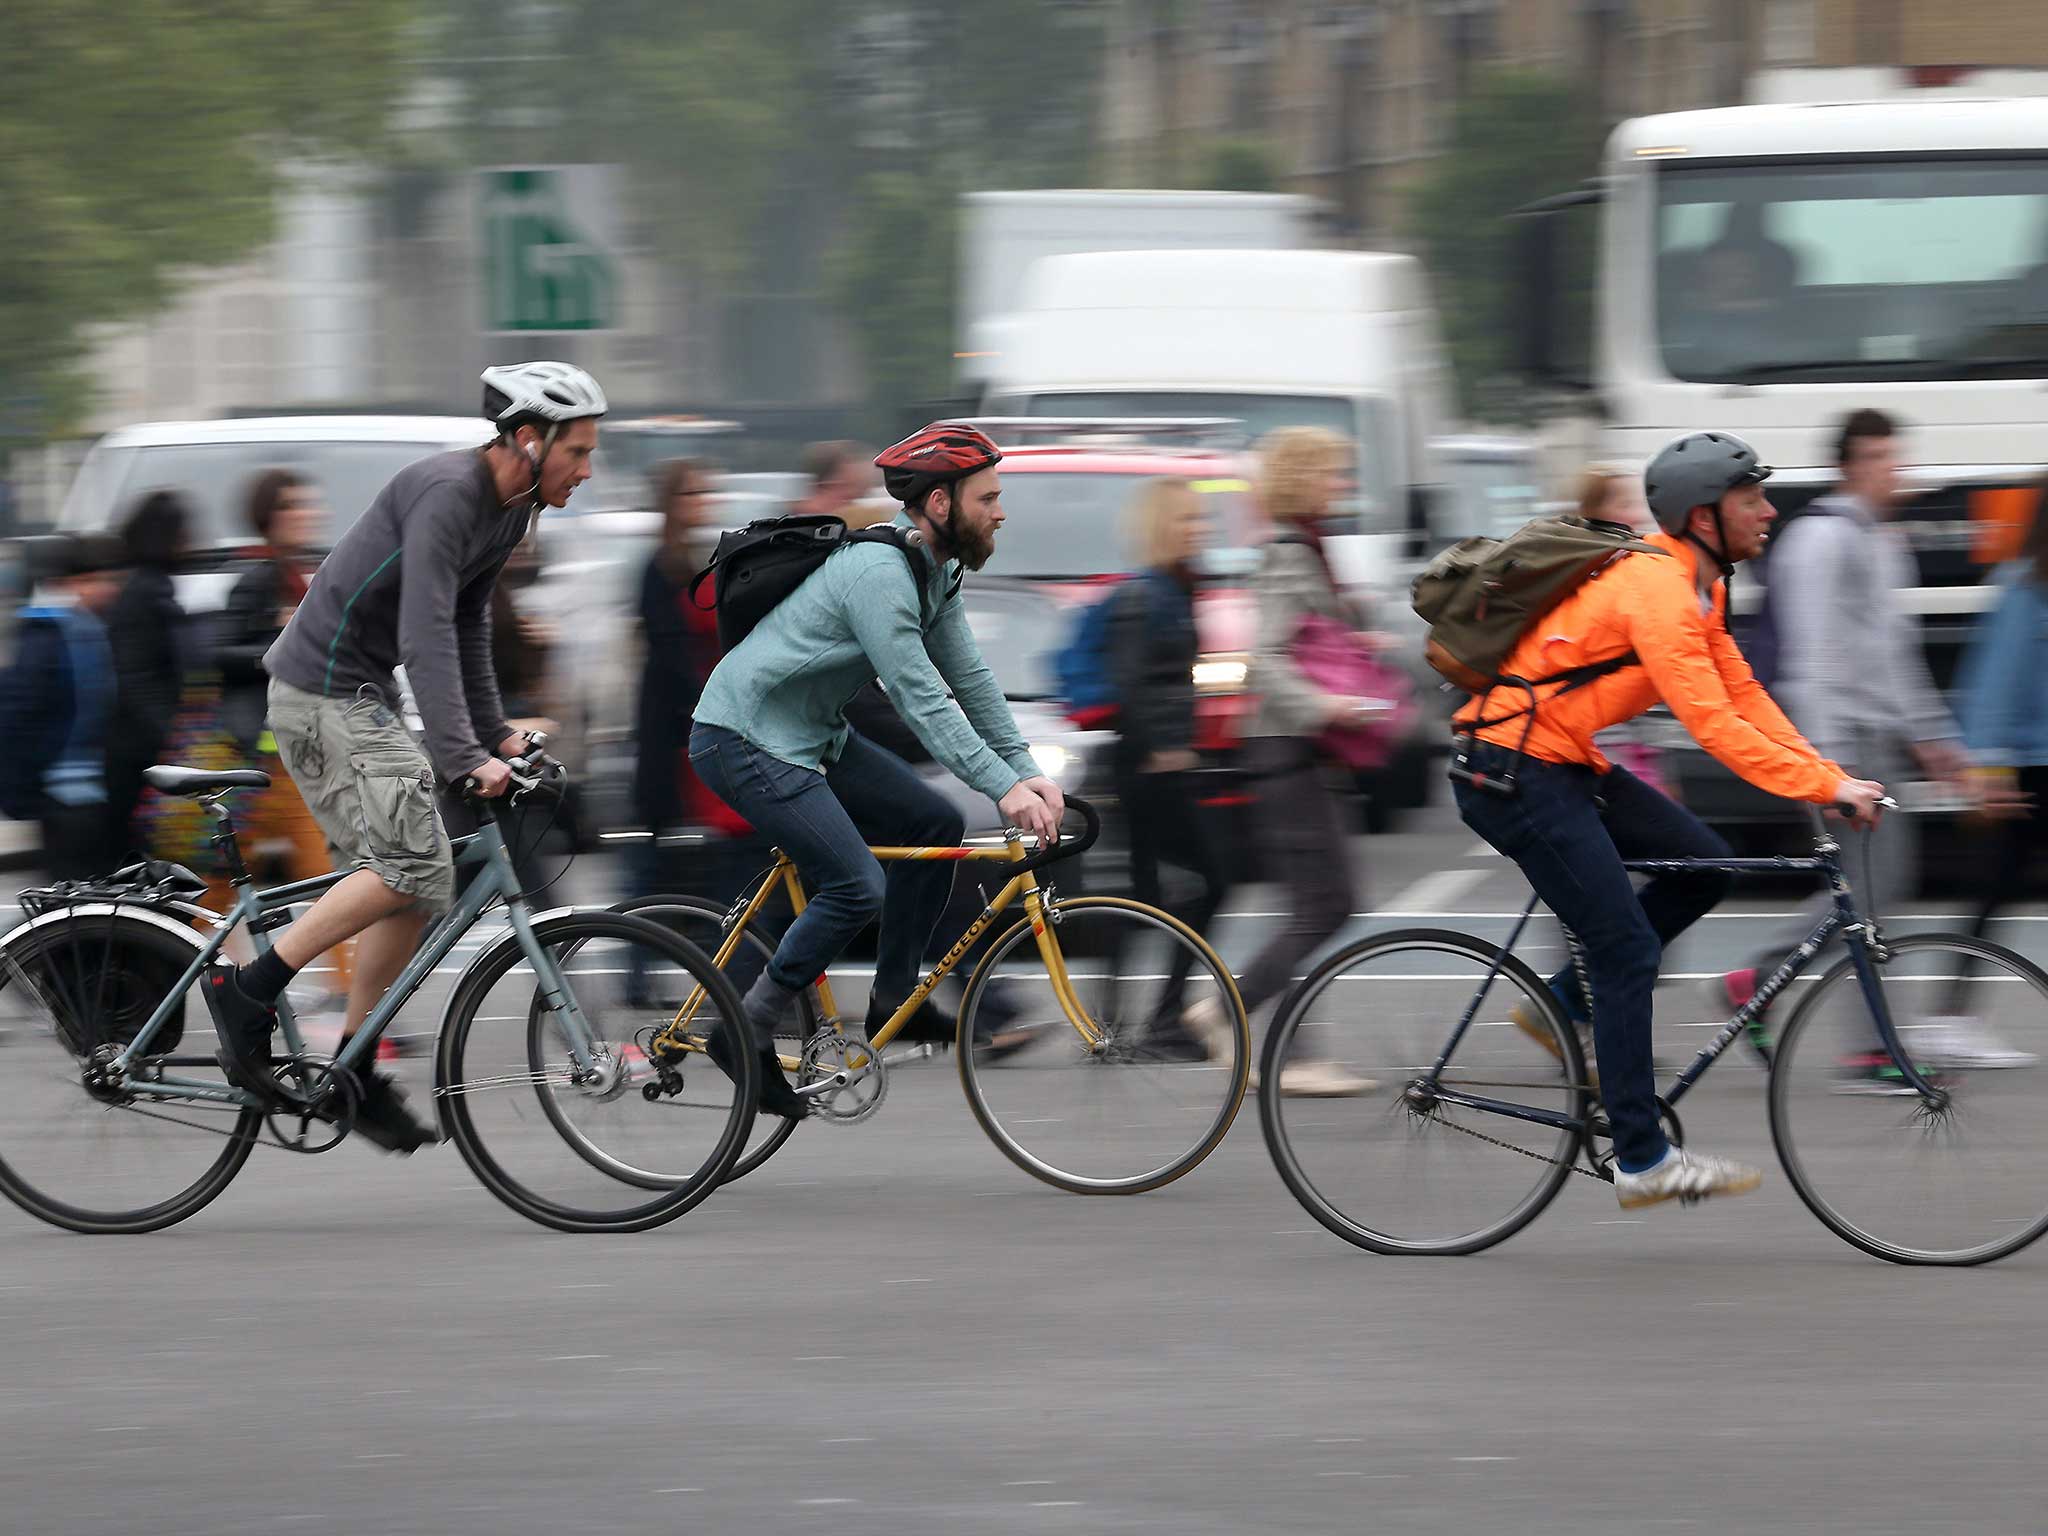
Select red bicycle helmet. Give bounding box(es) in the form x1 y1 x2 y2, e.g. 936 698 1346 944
874 423 1002 506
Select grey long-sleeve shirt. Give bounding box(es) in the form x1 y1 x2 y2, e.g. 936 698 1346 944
265 448 525 780
1767 490 1957 763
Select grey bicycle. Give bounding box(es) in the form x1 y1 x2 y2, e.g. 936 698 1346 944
0 747 757 1235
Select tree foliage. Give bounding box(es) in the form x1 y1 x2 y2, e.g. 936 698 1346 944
1 1 414 438
1407 70 1603 423
431 0 1108 417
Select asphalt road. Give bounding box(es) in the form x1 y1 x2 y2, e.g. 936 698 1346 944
4 796 2046 1535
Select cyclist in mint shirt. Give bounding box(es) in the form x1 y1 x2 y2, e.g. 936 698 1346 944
690 424 1064 1117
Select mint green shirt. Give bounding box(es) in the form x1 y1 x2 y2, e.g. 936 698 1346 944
692 519 1035 802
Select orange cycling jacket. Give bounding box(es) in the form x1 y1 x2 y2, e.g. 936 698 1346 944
1452 531 1845 804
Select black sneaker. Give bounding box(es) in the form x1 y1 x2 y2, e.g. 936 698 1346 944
205 968 277 1094
864 992 956 1046
352 1070 439 1154
706 1024 807 1121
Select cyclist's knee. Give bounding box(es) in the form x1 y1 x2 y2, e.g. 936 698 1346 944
831 858 888 925
906 791 964 848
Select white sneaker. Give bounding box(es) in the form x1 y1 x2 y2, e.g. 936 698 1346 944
1181 996 1234 1062
1903 1015 2038 1070
1270 1058 1375 1097
1611 1145 1762 1210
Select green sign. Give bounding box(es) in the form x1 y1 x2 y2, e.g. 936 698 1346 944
479 166 620 334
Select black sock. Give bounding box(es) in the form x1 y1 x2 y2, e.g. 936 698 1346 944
240 946 301 1006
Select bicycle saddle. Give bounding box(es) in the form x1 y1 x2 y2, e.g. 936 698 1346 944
142 765 272 796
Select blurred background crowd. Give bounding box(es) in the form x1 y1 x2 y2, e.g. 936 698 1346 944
8 0 2048 977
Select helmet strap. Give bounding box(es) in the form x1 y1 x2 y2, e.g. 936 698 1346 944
1684 508 1735 582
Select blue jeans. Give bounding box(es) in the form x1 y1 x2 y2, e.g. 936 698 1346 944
1453 745 1732 1171
688 723 966 1015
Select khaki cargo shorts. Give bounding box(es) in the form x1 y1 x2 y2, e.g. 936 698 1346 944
266 678 455 912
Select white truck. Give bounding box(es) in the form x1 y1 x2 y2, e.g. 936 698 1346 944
1519 89 2048 831
957 189 1320 392
980 247 1457 573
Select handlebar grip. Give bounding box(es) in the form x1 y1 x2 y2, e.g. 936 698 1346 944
1011 794 1102 877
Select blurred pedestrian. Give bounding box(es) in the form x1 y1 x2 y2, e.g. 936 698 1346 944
0 534 126 880
1106 477 1228 1057
1950 491 2048 1003
633 458 753 898
1191 426 1375 1096
1731 408 2033 1069
792 441 873 521
212 470 353 1000
105 490 192 850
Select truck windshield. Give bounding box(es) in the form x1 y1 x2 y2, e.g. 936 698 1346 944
1655 157 2048 383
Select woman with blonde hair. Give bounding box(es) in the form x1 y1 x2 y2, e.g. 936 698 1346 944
1103 476 1229 1058
1187 426 1377 1095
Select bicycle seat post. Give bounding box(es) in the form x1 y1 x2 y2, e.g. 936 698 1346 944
203 792 252 888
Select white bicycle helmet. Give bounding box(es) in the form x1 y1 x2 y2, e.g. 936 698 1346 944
480 361 609 428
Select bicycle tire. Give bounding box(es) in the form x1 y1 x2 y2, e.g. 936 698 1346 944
436 911 757 1233
607 893 819 1184
1769 932 2048 1266
1260 929 1587 1256
0 908 260 1234
957 896 1249 1195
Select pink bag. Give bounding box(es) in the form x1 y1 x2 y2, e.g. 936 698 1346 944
1291 612 1416 769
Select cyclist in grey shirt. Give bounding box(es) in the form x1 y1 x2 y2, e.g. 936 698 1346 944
206 362 607 1151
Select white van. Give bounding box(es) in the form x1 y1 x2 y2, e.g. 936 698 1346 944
981 249 1455 555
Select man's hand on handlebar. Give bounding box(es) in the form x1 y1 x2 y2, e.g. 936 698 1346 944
999 780 1062 847
1019 773 1065 826
467 757 514 800
1828 777 1888 830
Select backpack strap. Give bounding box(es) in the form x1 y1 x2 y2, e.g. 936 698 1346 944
847 524 960 611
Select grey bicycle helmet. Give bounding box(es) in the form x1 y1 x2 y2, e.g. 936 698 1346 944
1643 431 1771 533
1642 431 1772 576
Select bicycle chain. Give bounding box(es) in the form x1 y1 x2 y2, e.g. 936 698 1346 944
1418 1093 1610 1182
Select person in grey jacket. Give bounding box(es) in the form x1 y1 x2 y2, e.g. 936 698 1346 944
202 362 609 1153
1732 408 2032 1071
1185 428 1378 1096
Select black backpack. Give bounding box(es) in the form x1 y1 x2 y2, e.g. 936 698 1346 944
687 514 948 651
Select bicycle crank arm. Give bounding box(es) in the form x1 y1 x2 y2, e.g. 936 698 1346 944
796 1070 854 1098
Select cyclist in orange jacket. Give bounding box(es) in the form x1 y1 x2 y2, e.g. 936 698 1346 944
1453 431 1886 1209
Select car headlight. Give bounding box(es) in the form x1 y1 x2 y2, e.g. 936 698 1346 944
1193 655 1249 692
1029 742 1072 779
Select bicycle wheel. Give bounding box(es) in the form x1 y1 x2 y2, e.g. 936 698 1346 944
957 897 1247 1194
0 908 259 1234
1769 933 2048 1265
437 912 756 1233
1261 930 1587 1255
609 894 819 1184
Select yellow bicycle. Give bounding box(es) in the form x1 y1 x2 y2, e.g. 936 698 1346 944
618 796 1250 1194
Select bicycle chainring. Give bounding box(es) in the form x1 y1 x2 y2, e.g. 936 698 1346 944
800 1029 887 1125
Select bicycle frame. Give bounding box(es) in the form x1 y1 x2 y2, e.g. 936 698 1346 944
97 801 600 1109
1417 835 1941 1140
667 831 1105 1068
